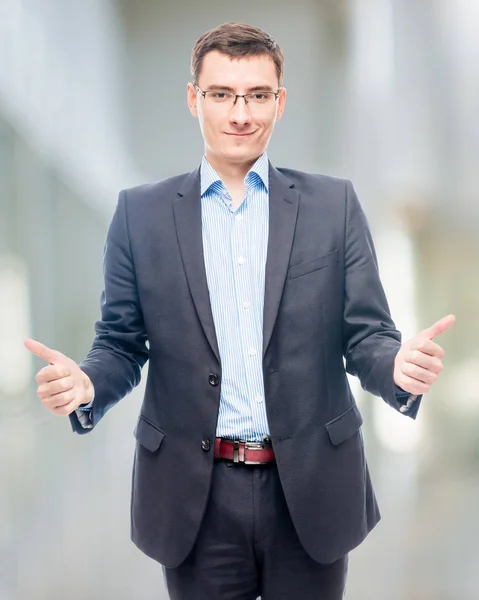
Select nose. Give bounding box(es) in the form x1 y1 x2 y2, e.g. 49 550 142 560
230 96 251 126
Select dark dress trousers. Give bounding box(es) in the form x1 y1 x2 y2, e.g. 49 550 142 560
69 164 421 571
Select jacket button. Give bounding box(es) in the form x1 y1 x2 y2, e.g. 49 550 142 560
201 439 211 451
208 374 219 386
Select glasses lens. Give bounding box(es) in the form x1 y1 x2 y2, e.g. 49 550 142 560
247 93 275 106
206 91 234 104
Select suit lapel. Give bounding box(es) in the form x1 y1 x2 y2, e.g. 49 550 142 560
263 165 300 357
173 163 300 364
173 169 221 364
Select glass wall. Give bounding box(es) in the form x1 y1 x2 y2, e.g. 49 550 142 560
2 1 478 598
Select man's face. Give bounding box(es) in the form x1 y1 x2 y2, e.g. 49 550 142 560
187 51 286 167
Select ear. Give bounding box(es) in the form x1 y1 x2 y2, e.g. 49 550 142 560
187 83 198 117
275 87 287 123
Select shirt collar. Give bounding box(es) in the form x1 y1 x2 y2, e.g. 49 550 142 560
200 152 269 197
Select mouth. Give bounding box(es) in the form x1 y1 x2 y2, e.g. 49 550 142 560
224 131 255 138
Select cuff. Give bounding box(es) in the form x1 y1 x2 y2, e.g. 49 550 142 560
394 384 420 415
74 385 95 429
75 409 93 429
398 394 419 414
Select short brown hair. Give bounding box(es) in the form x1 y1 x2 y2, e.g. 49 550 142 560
191 23 284 86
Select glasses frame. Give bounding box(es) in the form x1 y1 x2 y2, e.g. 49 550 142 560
194 84 282 107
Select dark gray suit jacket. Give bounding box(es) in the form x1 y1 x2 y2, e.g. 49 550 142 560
69 164 421 568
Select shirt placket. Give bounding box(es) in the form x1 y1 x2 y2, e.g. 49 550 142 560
245 184 268 440
230 189 257 438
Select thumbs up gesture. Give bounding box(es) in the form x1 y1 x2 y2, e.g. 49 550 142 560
393 314 455 396
24 338 94 416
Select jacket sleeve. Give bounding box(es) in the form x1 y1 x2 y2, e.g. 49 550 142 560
341 180 422 418
69 189 149 434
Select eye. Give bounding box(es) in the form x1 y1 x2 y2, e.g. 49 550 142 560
209 92 230 101
249 93 274 104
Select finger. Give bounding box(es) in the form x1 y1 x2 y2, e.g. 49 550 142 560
396 374 430 396
25 338 64 364
35 364 71 385
37 377 74 399
411 338 445 359
421 314 456 340
51 398 80 417
406 350 444 374
401 362 438 385
42 389 77 410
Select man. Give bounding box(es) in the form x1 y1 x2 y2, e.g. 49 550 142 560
25 23 454 600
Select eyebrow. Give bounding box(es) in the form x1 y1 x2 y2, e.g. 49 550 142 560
205 84 276 92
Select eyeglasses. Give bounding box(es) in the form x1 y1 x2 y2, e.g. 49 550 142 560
195 85 281 109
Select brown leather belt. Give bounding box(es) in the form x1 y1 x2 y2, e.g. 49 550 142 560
214 437 275 464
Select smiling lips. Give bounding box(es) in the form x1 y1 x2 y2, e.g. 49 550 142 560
224 131 255 137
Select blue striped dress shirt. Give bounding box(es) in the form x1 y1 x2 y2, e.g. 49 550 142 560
201 153 270 442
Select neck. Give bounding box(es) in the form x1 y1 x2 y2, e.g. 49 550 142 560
205 151 262 188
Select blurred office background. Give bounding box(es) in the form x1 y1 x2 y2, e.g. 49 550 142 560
1 0 478 598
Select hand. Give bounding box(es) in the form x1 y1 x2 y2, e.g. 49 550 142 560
393 314 455 395
24 338 94 416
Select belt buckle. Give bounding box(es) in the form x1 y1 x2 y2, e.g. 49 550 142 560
233 440 240 463
244 441 271 465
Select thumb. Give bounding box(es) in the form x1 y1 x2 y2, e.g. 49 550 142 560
24 338 65 364
421 314 456 340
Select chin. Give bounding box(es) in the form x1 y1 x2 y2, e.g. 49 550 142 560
222 146 261 162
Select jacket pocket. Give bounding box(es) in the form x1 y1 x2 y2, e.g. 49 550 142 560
134 416 166 452
288 249 339 279
325 404 363 446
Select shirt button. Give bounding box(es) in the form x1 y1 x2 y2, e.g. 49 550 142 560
238 256 246 265
248 348 256 356
242 301 251 309
235 214 244 222
208 374 219 386
201 439 211 451
255 393 264 403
